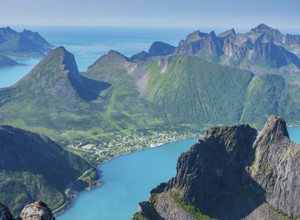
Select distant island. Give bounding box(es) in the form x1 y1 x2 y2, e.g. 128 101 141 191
0 27 52 67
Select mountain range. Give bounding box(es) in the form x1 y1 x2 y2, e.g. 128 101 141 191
1 24 300 218
174 24 300 75
0 27 52 67
133 116 300 220
1 24 300 151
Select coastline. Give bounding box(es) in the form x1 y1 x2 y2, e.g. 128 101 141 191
52 125 300 217
53 136 198 217
287 124 300 128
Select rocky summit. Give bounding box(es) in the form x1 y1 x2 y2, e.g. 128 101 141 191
133 116 300 219
19 201 55 220
0 201 55 220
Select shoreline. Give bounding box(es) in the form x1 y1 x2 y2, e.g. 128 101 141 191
52 124 300 217
287 124 300 128
53 136 198 217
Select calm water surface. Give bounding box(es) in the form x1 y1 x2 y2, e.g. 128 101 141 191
58 138 197 220
58 126 300 220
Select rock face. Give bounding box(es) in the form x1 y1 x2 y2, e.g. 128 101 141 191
252 116 300 218
0 203 14 220
173 24 300 73
169 124 257 211
19 201 55 220
148 41 176 57
0 201 56 220
134 116 300 219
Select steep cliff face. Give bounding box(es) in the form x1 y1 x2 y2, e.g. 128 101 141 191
148 42 175 57
173 24 300 74
168 125 257 211
251 116 300 218
133 116 300 219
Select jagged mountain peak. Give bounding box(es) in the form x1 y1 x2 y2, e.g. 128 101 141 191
208 30 217 38
0 26 15 34
257 115 289 141
251 23 279 33
148 41 175 57
185 30 208 43
13 46 109 101
218 28 236 38
129 51 149 62
18 46 80 85
89 49 129 69
134 116 300 219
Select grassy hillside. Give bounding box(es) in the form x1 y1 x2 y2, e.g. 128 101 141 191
0 125 96 216
143 56 253 128
1 48 300 164
241 74 300 128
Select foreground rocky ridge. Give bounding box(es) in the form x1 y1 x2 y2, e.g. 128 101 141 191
0 201 55 220
133 116 300 219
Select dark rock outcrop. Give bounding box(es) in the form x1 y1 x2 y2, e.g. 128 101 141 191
129 51 150 62
134 116 300 219
0 125 98 216
168 124 257 211
0 203 15 220
148 41 175 57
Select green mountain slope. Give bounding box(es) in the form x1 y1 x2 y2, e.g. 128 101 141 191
240 74 300 128
142 56 253 128
0 125 96 216
2 46 300 148
0 47 165 148
0 47 107 144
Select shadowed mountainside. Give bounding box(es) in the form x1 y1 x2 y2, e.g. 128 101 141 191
0 124 98 216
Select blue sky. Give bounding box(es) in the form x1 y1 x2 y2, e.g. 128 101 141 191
1 0 300 28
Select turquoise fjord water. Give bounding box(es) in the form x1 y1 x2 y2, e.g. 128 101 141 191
58 138 197 220
58 127 300 220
